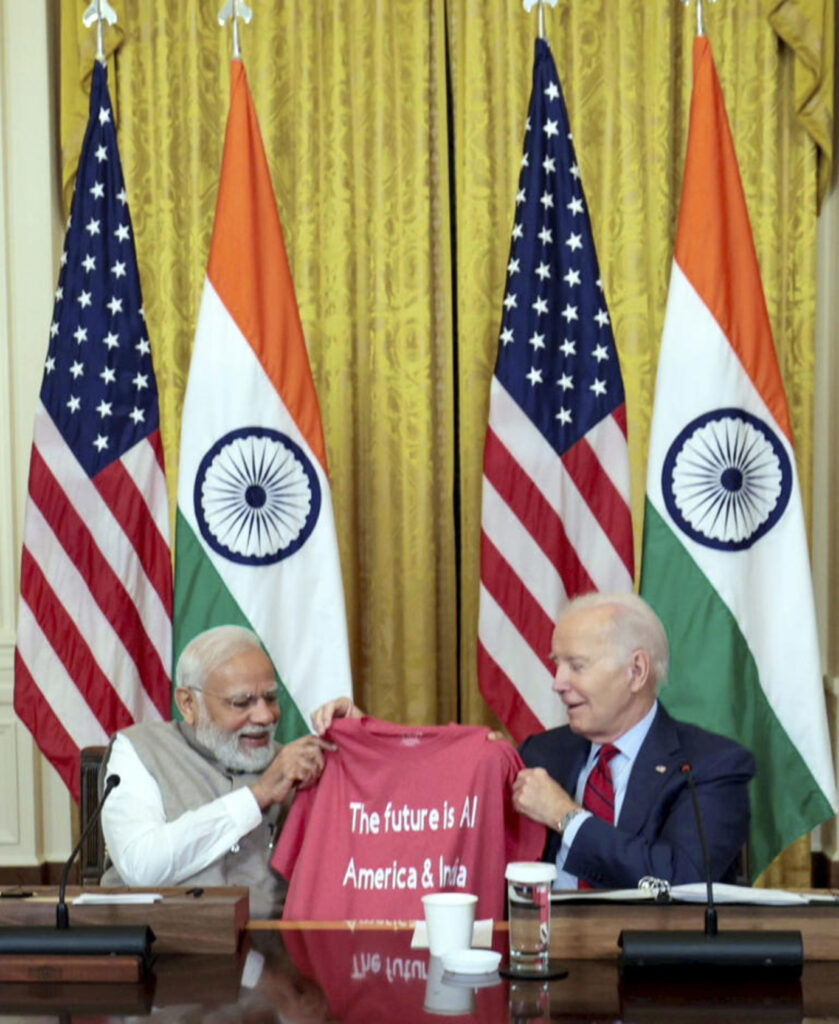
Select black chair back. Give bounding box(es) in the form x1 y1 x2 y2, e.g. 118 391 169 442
79 745 107 884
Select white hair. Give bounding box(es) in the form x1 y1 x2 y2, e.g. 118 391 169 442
175 625 265 693
557 592 669 687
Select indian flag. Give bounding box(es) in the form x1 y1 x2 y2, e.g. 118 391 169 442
640 37 836 876
174 60 353 739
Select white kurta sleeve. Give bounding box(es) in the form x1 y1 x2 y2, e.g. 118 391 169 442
100 733 263 886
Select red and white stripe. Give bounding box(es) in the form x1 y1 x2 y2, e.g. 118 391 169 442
15 405 172 800
478 379 633 741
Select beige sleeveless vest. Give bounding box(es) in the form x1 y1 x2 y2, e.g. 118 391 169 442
100 721 286 918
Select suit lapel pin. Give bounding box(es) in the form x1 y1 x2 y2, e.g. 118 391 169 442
655 765 667 774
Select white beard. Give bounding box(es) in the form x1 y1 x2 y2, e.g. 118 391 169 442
194 715 277 773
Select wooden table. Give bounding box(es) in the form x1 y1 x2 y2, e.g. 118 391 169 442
0 885 249 953
5 927 832 1021
0 892 837 1020
546 895 839 959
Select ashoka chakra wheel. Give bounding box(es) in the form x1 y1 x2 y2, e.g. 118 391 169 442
194 427 321 565
661 408 791 552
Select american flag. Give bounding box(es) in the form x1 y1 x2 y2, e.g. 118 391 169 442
14 61 172 800
478 39 634 741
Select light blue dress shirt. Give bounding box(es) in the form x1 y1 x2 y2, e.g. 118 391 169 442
553 700 659 888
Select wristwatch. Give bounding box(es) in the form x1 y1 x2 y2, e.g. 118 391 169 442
557 808 584 834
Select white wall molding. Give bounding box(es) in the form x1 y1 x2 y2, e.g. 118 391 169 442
1 0 72 867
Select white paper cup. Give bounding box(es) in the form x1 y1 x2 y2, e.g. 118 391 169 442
421 892 478 957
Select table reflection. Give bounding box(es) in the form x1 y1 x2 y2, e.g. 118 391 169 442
279 928 507 1022
0 927 832 1022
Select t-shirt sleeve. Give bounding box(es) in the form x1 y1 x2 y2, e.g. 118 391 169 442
500 743 548 862
271 784 316 881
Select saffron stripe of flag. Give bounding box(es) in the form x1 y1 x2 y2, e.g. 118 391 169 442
478 39 634 740
14 61 172 800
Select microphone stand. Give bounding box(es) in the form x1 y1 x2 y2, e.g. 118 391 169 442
618 764 803 977
56 773 120 929
0 773 155 976
684 763 716 938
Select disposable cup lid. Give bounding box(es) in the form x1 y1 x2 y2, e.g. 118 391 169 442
421 892 479 906
441 949 502 975
505 861 557 883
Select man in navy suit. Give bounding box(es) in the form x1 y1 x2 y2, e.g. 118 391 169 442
514 592 755 888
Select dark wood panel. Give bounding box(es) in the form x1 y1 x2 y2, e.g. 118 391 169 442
548 898 839 960
0 886 249 954
0 953 141 982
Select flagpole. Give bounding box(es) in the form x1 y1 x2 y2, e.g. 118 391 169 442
682 0 719 38
81 0 118 63
218 0 254 60
522 0 558 40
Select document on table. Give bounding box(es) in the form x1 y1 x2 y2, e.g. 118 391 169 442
73 892 163 905
550 883 830 906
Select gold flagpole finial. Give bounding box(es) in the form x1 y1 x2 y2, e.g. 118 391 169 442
523 0 558 41
219 0 253 60
82 0 118 63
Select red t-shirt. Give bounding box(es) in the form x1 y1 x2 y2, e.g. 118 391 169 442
273 717 546 920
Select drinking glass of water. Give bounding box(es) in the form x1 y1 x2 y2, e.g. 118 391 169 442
505 862 557 974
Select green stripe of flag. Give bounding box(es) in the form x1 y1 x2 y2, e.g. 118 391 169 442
173 510 308 742
641 501 833 875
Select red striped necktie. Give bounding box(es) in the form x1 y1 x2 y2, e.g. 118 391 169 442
578 743 619 890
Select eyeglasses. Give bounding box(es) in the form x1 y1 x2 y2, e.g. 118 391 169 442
189 688 280 712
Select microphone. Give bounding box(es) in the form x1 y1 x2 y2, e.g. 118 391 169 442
681 764 717 938
57 772 121 928
0 770 155 972
618 762 803 977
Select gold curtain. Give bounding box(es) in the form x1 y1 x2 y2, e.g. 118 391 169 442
59 0 458 725
448 0 825 883
60 0 830 883
763 0 835 206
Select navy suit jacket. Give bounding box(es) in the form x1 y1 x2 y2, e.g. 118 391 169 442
519 704 755 888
